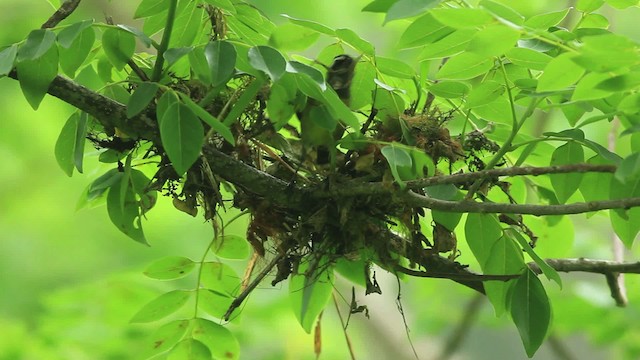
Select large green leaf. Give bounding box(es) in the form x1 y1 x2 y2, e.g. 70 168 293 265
159 102 204 176
610 175 640 247
0 44 17 76
524 9 569 29
507 229 562 288
16 45 58 110
269 23 320 51
198 289 234 320
179 94 235 145
211 234 250 260
398 13 454 49
247 45 286 81
289 257 334 333
376 56 415 79
549 142 584 204
464 213 503 268
205 40 237 87
130 290 192 323
144 256 196 280
144 319 190 358
505 47 552 71
437 53 493 80
419 28 476 60
106 172 148 245
192 318 240 360
135 0 169 18
167 339 211 360
430 8 493 28
17 29 56 61
483 235 524 316
537 53 585 92
54 112 88 177
510 269 552 357
467 25 520 57
127 82 158 118
56 19 94 48
335 28 375 55
102 28 136 70
59 27 95 78
200 262 241 297
466 80 505 107
384 0 441 23
281 14 335 36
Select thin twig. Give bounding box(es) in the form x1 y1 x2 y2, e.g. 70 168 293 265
332 292 357 360
223 252 285 321
437 294 484 360
41 0 81 29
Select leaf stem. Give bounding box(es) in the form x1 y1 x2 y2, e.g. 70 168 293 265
151 0 178 82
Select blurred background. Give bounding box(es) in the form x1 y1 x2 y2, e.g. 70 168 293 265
1 0 640 359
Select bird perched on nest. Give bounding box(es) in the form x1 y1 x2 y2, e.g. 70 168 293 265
298 54 358 166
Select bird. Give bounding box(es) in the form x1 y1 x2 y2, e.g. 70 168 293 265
298 54 358 167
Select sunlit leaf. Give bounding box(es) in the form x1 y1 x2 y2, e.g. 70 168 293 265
289 257 334 333
537 53 585 92
144 319 190 358
524 9 569 29
0 44 17 76
167 339 211 360
384 0 441 23
335 28 375 55
507 229 562 288
211 234 250 260
200 262 241 296
430 8 493 28
437 53 493 80
281 14 335 36
398 13 454 49
144 256 196 280
428 80 471 99
135 0 169 18
101 28 136 70
269 23 320 51
505 47 552 71
192 318 240 360
130 290 192 323
484 236 524 316
464 213 503 268
467 25 520 57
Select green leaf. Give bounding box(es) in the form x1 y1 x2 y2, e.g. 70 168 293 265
425 185 464 230
610 206 640 248
169 2 204 48
107 172 148 245
596 72 640 92
127 82 158 118
505 47 552 71
605 0 639 9
160 102 204 176
201 0 236 14
130 290 192 323
0 45 17 76
418 28 476 59
464 213 503 268
572 34 639 72
289 258 334 333
571 72 613 101
614 152 640 184
144 256 196 280
466 80 505 107
384 0 441 23
135 0 169 18
57 19 94 48
549 142 584 204
144 319 190 358
164 47 193 67
362 0 397 13
483 236 524 316
507 229 562 288
467 25 520 57
59 27 95 78
524 9 569 29
192 318 240 360
577 0 605 12
398 13 454 49
269 23 320 51
16 45 58 110
479 0 524 25
198 289 234 319
381 144 413 188
281 14 335 36
428 80 470 99
437 53 493 80
579 155 614 204
348 60 376 110
335 28 375 55
117 24 154 48
179 94 235 145
376 56 415 79
510 269 552 358
189 47 212 84
200 262 241 296
167 339 211 360
17 29 56 61
211 234 250 260
205 40 237 87
101 28 136 70
430 8 494 29
247 45 286 81
286 61 326 90
537 53 585 92
54 112 88 176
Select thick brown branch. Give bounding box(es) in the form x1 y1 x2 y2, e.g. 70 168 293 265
41 0 82 29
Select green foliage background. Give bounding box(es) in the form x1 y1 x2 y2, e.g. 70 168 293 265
2 0 640 359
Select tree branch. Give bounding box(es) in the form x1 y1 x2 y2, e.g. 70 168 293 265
41 0 82 29
403 190 640 215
